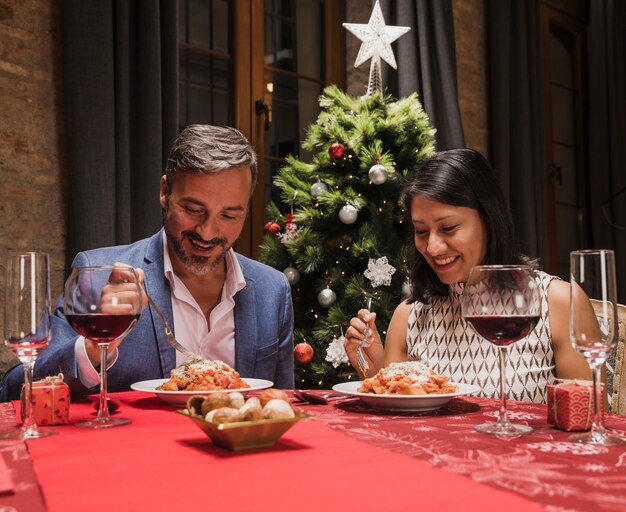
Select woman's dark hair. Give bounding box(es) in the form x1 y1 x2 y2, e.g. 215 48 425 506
400 148 532 303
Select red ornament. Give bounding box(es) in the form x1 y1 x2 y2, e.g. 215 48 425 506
264 221 281 236
294 342 314 364
328 142 345 159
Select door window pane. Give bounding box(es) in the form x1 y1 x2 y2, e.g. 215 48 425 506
179 0 232 129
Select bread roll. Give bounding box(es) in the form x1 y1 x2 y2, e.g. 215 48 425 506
263 399 295 419
258 388 290 406
208 407 243 424
201 392 231 415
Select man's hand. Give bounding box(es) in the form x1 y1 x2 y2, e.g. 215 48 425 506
85 263 147 369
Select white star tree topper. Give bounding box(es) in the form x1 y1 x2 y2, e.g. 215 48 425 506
343 0 410 95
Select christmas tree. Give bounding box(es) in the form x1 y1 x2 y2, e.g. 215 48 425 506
258 2 436 388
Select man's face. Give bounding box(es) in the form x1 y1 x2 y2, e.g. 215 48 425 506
160 168 252 276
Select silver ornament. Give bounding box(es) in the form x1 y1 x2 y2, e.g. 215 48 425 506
317 287 337 307
368 164 387 185
402 279 412 297
283 266 301 285
310 181 329 198
339 204 358 224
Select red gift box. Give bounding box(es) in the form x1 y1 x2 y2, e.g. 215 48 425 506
21 374 70 426
547 380 601 431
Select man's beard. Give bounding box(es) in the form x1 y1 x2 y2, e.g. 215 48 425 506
164 224 231 276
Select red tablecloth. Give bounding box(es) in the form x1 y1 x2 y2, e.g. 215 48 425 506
305 394 626 512
1 392 546 512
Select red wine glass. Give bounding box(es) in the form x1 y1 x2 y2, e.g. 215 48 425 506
461 265 541 435
2 252 58 439
64 265 141 428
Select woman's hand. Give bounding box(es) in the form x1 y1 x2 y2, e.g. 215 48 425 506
344 309 384 379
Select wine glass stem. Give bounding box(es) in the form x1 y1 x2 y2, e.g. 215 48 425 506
589 363 606 437
497 347 509 426
22 360 37 433
97 343 111 421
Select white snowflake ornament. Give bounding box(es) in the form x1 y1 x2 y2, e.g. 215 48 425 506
325 335 349 368
363 256 396 287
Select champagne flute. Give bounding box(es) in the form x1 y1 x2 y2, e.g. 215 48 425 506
2 252 58 439
569 250 625 446
461 265 541 435
64 265 141 428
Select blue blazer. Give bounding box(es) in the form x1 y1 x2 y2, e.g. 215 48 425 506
0 231 294 401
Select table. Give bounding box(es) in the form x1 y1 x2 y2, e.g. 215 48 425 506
0 391 624 511
307 394 626 512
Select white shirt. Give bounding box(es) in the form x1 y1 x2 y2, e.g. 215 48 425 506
162 234 246 367
74 233 246 387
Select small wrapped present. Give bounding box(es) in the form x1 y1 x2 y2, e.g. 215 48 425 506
547 380 601 431
21 373 70 426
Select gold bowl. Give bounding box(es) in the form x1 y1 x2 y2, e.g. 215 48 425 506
177 410 310 451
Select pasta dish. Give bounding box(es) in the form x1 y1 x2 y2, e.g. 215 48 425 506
358 361 458 395
156 358 250 391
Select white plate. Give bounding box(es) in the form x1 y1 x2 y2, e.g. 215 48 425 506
130 378 274 407
331 381 479 412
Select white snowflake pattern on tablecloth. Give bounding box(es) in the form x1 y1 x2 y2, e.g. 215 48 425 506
526 442 609 456
363 256 396 287
435 448 572 497
484 410 543 421
414 425 437 432
577 462 612 473
545 504 579 512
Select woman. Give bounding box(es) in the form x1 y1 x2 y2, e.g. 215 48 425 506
344 149 591 403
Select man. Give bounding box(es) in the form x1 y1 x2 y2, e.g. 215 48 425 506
0 125 294 400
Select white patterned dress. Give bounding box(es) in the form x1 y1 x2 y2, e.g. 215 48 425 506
406 271 557 403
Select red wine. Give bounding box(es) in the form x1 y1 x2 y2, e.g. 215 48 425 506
465 315 540 346
66 314 139 343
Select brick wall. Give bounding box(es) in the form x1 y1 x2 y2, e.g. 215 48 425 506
452 0 489 157
0 0 66 374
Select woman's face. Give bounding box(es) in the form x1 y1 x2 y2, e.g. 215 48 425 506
411 195 488 284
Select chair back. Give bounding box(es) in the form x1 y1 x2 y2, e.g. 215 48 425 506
589 300 626 414
611 304 626 414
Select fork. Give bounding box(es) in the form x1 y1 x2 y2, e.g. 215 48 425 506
143 288 202 361
356 298 372 377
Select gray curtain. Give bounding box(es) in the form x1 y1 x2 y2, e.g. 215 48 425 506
380 0 465 150
587 1 626 300
486 0 547 264
61 0 178 267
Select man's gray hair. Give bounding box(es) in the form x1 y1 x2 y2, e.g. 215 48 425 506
165 125 258 193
